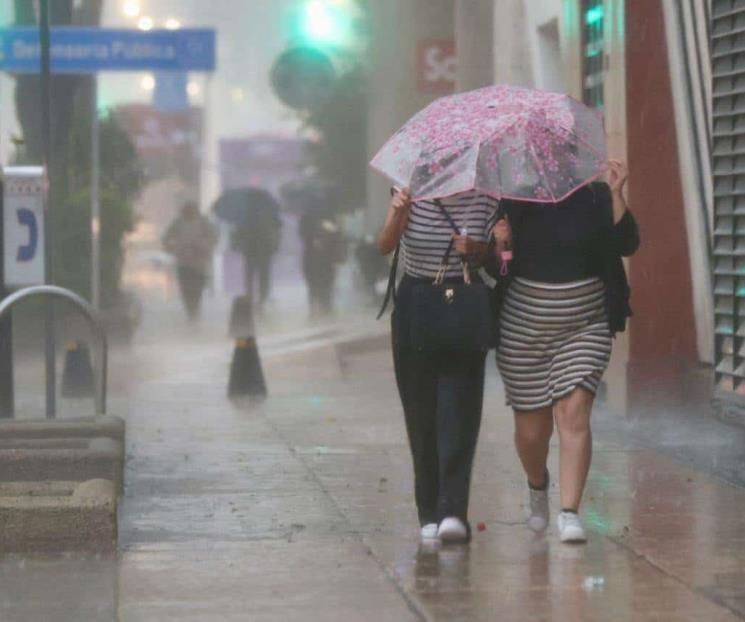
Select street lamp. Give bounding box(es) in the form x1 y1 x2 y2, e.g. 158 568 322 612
122 1 140 18
137 16 154 31
140 74 155 91
165 18 182 30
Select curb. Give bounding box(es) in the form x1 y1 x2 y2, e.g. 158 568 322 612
0 479 117 553
0 437 124 493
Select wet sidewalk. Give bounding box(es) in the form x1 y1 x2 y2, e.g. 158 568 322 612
2 317 745 621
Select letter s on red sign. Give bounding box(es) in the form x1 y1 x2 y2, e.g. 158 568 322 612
417 40 456 95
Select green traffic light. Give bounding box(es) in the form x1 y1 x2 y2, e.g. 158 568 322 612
297 0 354 46
585 6 604 25
304 2 336 41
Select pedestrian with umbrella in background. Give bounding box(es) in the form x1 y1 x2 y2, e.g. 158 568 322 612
282 176 347 319
213 187 282 316
372 84 638 545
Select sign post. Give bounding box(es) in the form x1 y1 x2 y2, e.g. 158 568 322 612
1 167 47 417
39 0 55 419
0 178 11 418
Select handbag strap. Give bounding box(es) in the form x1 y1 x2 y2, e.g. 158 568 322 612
376 199 465 320
433 199 470 284
377 242 400 320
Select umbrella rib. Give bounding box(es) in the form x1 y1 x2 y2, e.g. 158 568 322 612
544 116 607 162
528 141 557 203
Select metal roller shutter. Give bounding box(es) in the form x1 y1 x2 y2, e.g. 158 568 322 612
713 0 745 408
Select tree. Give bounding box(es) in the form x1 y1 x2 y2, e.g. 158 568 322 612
287 0 370 210
11 0 142 308
304 64 367 209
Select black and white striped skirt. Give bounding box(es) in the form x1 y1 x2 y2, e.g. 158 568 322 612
497 277 612 411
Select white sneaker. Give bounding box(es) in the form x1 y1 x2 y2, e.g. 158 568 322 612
437 517 469 544
527 473 550 533
557 511 587 544
420 523 439 542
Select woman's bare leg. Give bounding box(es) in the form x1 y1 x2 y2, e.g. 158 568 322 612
513 407 554 488
554 388 594 511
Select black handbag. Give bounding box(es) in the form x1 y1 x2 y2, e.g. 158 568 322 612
378 200 499 352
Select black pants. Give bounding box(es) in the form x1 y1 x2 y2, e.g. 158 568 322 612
391 279 486 525
244 256 272 307
303 254 336 315
177 266 206 320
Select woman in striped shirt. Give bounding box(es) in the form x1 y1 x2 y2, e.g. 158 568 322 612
378 188 499 544
494 161 638 543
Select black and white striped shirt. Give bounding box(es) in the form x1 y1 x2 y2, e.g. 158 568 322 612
402 191 500 278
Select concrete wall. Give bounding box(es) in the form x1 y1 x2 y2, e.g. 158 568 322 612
491 0 564 91
525 0 565 91
455 0 495 92
493 0 534 86
365 0 454 231
625 0 699 407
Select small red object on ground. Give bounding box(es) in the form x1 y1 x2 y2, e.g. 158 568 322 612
477 522 486 532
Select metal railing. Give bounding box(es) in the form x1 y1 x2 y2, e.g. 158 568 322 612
0 286 107 416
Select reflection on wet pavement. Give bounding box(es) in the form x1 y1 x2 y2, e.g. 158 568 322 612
1 319 745 621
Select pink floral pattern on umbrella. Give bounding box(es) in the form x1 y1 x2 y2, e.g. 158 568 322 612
370 84 608 204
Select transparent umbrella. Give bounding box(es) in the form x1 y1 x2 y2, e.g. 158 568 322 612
370 84 608 203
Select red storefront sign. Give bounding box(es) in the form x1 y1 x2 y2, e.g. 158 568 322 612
417 39 456 94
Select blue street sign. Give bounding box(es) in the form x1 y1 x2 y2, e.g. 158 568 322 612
0 27 216 73
154 72 189 112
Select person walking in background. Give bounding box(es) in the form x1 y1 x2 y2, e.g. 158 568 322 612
230 202 282 315
494 161 639 544
162 201 218 322
299 206 346 318
377 187 499 545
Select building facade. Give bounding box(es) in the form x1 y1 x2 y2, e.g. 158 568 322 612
366 0 719 419
488 0 714 416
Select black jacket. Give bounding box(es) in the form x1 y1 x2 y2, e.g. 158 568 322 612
597 185 639 335
488 182 639 337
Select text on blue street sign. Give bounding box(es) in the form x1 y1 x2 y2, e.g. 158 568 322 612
0 27 216 73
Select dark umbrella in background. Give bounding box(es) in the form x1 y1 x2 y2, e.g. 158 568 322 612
212 187 281 225
279 177 340 214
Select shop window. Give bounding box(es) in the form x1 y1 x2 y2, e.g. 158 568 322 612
582 0 604 109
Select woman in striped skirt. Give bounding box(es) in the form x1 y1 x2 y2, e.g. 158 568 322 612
378 188 499 544
493 161 639 543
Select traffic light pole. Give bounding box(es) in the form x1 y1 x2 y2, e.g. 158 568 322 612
0 180 14 418
40 0 56 419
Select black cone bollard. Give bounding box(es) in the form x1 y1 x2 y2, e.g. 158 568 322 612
228 296 267 398
61 340 94 398
228 337 267 398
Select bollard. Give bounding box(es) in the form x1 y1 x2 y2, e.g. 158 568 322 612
228 295 254 338
228 337 267 398
227 296 267 398
61 340 95 398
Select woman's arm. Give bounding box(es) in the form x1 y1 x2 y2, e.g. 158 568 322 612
609 160 628 225
453 236 488 265
607 160 640 256
377 188 411 255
